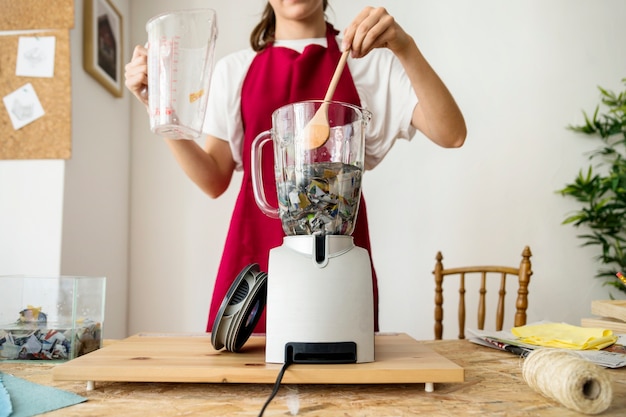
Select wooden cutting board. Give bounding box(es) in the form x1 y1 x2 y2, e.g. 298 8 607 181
591 300 626 322
52 333 464 385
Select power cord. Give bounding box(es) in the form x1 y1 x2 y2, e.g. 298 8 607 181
258 355 293 416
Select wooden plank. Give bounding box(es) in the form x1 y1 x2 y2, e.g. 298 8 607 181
591 300 626 322
581 317 626 334
52 333 464 385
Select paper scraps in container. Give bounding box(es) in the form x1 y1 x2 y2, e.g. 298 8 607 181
2 83 45 130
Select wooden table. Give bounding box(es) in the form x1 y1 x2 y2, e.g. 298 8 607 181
2 337 625 416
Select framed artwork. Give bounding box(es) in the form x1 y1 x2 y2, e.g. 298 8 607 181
83 0 123 97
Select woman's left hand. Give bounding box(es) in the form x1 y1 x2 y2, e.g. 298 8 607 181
343 6 467 148
341 6 412 58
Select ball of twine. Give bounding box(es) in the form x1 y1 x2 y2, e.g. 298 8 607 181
522 349 613 415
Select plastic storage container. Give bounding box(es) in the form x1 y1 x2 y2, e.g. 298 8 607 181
0 276 105 361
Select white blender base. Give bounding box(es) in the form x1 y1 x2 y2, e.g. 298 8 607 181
265 235 375 364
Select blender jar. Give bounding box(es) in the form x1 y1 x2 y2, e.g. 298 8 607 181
252 100 371 236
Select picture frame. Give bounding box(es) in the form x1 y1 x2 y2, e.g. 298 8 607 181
83 0 123 97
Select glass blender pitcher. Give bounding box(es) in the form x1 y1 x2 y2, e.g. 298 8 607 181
251 100 371 237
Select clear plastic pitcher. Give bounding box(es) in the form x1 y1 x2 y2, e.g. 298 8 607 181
252 100 371 236
146 9 217 139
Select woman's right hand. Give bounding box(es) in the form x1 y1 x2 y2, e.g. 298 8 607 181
124 44 149 107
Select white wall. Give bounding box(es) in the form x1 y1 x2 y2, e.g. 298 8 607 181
127 0 258 335
0 160 64 276
342 0 626 338
60 0 132 339
2 0 624 341
125 0 626 340
0 0 132 339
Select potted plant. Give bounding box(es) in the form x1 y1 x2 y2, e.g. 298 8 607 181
558 78 626 296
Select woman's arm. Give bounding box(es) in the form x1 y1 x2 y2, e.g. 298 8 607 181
125 45 236 198
165 135 236 198
342 6 467 148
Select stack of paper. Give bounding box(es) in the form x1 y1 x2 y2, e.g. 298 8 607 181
468 322 626 368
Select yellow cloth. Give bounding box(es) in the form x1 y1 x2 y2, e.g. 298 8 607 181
511 322 617 350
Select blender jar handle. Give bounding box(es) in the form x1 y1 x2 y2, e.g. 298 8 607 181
251 130 279 218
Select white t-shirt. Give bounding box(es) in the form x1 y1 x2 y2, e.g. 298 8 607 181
203 37 417 171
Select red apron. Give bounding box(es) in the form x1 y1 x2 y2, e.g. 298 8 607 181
207 24 379 333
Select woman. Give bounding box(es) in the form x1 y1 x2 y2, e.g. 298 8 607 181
125 1 466 333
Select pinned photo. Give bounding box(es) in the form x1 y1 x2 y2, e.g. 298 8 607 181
2 83 46 130
15 36 56 78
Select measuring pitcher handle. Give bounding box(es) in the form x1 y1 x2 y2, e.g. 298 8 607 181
251 130 279 219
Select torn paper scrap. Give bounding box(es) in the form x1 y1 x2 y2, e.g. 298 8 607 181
16 36 56 78
2 83 45 130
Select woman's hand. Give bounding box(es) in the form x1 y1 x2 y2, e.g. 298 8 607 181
124 44 149 107
341 6 412 58
343 6 467 148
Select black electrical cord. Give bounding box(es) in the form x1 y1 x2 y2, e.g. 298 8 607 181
258 358 293 417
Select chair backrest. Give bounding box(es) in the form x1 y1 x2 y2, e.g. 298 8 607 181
433 246 533 340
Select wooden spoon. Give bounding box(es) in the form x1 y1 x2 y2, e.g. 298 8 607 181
302 49 350 149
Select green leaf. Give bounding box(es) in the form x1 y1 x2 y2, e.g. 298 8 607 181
559 78 626 296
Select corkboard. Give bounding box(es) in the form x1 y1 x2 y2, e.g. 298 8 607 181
0 0 75 30
0 0 74 159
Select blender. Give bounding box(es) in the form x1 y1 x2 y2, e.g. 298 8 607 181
251 100 374 364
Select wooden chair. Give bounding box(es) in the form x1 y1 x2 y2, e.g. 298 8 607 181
433 246 533 340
